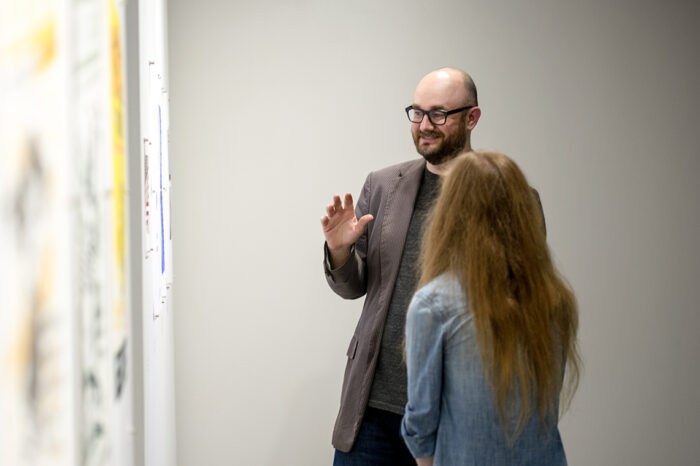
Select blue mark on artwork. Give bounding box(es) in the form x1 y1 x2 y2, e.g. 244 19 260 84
159 105 165 275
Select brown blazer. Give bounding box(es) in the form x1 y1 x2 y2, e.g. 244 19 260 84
323 158 545 452
324 158 426 452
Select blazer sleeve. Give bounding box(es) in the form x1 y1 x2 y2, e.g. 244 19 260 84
323 172 371 299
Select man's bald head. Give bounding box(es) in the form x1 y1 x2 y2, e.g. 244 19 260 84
415 68 478 109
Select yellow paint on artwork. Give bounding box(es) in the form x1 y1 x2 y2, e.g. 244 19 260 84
0 15 55 74
6 244 54 375
28 16 55 71
110 0 126 331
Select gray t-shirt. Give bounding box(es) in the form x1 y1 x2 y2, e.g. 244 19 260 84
367 167 441 414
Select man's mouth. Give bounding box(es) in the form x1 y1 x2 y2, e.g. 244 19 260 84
420 133 440 143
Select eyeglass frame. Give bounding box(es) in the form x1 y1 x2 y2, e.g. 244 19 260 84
405 105 475 126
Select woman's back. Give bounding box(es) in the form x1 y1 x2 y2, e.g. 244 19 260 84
402 273 568 466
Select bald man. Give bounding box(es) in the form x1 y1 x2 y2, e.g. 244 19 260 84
321 68 481 465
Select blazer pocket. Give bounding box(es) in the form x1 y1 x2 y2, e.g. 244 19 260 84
346 335 358 360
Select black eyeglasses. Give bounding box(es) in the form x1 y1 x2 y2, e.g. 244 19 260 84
405 105 474 125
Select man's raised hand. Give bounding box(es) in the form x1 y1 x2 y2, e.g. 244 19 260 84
321 193 373 267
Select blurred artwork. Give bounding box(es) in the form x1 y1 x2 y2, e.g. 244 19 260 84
74 1 131 465
0 1 75 465
2 0 133 465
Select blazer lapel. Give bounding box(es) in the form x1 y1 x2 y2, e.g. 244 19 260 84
378 160 425 303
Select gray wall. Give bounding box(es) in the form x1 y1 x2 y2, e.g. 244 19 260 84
168 1 700 465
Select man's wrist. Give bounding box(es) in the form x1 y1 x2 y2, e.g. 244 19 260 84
326 243 354 270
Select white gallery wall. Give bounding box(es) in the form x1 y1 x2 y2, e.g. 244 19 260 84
168 1 700 465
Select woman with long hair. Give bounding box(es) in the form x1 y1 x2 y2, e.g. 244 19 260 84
401 151 580 465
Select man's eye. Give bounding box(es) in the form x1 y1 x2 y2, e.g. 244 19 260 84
429 111 445 122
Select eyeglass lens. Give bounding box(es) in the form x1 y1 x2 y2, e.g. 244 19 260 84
408 108 446 125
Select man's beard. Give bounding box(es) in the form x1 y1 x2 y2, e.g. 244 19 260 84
413 118 468 165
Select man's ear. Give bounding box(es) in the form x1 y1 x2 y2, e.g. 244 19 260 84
467 107 481 130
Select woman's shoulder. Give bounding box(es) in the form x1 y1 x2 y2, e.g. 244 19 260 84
412 273 468 317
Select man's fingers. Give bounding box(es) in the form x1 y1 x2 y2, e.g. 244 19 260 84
320 216 329 227
356 214 374 231
344 193 354 211
324 193 355 221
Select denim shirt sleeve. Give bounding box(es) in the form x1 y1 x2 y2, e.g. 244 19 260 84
401 289 445 459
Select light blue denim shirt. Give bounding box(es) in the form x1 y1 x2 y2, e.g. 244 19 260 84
401 274 567 465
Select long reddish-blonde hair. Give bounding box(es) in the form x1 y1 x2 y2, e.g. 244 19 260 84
419 150 580 438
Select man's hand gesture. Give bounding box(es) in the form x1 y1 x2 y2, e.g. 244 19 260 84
321 193 373 268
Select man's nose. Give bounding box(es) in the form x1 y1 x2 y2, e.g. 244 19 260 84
419 115 435 132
